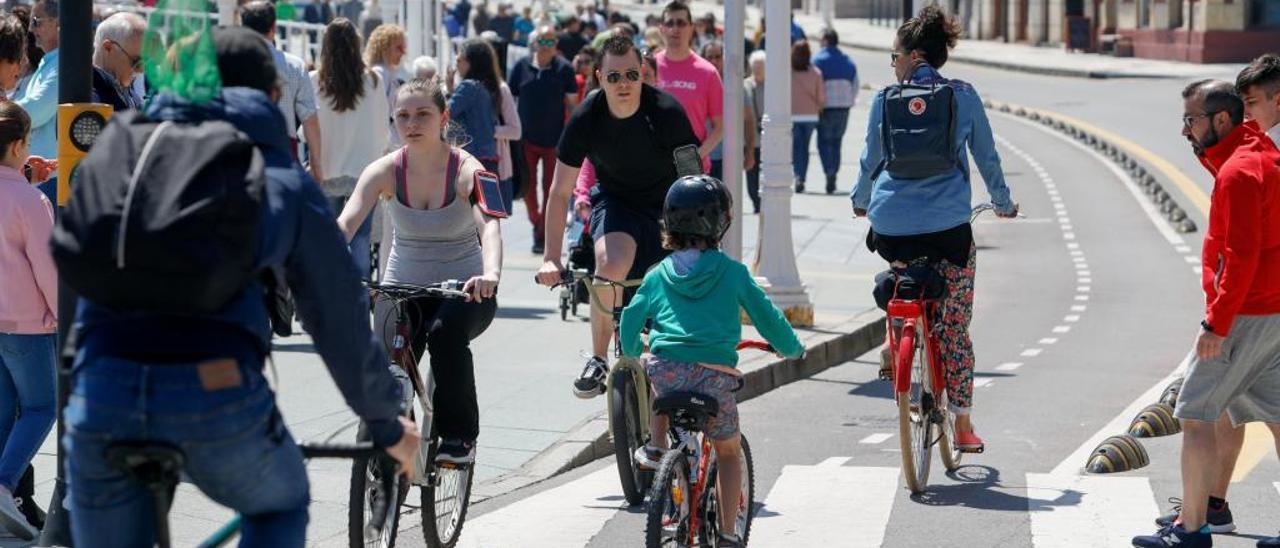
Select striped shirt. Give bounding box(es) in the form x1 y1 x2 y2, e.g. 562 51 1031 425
270 44 317 139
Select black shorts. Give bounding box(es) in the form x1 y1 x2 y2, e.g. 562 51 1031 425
589 191 668 281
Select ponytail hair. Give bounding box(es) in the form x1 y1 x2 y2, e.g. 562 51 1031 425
896 5 961 69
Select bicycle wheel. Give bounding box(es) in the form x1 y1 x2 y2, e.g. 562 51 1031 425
698 434 754 547
896 324 934 494
420 438 474 548
610 366 647 505
348 425 405 548
938 392 963 471
645 449 692 548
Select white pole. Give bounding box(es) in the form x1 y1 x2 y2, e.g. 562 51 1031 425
217 0 237 27
722 1 745 261
756 0 814 326
380 0 398 27
407 0 424 58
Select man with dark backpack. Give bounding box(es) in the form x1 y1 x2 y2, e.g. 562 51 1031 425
51 26 418 546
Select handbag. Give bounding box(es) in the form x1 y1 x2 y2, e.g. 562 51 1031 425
501 108 530 200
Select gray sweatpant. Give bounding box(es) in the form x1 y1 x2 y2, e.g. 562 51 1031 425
1175 314 1280 426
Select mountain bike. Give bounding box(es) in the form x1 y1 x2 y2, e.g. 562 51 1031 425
104 439 396 548
548 270 650 505
643 340 777 548
885 204 995 493
351 280 475 548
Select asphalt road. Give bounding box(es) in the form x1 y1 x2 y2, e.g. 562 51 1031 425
395 100 1280 548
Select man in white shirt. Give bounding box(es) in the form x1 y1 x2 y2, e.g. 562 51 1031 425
1237 53 1280 148
241 1 325 181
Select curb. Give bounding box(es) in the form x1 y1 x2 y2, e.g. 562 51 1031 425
832 39 1179 80
471 310 886 504
981 99 1199 233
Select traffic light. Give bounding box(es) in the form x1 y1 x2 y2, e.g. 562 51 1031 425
56 103 112 206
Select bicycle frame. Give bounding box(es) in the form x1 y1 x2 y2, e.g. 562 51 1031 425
385 296 446 485
887 299 945 399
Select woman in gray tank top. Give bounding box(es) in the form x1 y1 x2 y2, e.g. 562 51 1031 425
337 79 506 464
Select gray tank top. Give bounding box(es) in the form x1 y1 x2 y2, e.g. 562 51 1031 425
383 147 483 285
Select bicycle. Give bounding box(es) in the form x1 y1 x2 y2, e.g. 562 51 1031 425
883 203 998 493
351 280 476 548
104 438 396 548
643 340 777 548
547 270 650 505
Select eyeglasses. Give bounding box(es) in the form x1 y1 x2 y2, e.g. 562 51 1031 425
536 37 557 47
662 19 690 28
108 39 143 70
604 69 641 84
704 53 722 60
890 52 902 63
31 16 41 28
1182 111 1220 127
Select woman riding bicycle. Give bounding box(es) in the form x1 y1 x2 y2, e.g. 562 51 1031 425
851 5 1018 452
338 78 507 465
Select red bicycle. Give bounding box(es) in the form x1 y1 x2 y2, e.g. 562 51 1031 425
885 204 993 493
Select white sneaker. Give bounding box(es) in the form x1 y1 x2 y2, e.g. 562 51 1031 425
0 487 36 540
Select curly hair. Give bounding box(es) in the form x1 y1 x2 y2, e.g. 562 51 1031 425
364 24 406 67
896 5 962 69
317 18 370 113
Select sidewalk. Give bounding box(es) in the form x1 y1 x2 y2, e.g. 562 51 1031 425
613 1 1242 79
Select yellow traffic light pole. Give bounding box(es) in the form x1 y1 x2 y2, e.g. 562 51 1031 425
55 104 112 206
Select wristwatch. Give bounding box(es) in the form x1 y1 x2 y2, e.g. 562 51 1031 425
1201 320 1215 334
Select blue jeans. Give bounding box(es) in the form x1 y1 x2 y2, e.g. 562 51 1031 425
0 333 56 491
329 196 374 279
64 354 309 548
792 121 819 182
817 108 851 178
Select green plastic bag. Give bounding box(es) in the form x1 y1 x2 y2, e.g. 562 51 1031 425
141 0 221 104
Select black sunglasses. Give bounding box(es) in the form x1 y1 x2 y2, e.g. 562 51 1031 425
109 39 142 70
604 69 641 84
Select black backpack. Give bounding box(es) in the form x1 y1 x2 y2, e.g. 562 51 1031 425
879 83 958 180
52 110 266 315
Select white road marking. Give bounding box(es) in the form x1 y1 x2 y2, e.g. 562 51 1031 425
974 378 995 388
1074 295 1090 301
1063 233 1076 240
817 456 853 467
1066 242 1079 249
1077 286 1090 292
1184 256 1201 264
1079 270 1092 277
1072 257 1086 263
1070 305 1087 312
1027 474 1161 548
752 465 899 547
1078 278 1092 284
1062 224 1074 231
1039 338 1059 345
1069 250 1083 256
458 465 624 548
996 362 1023 371
1192 266 1202 276
1074 263 1089 270
1064 315 1081 322
1052 326 1072 334
1021 348 1043 357
859 434 893 445
1175 245 1192 253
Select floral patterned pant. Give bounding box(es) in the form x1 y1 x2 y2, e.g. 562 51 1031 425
933 245 977 414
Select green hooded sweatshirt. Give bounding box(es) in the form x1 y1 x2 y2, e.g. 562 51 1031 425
620 249 804 367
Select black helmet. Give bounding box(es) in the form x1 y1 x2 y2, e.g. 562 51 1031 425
662 175 732 240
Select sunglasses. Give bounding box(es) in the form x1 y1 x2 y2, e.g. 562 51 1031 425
604 69 641 84
536 37 557 47
662 19 690 28
109 39 142 70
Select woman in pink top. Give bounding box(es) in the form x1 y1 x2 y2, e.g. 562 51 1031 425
790 40 825 193
0 100 56 537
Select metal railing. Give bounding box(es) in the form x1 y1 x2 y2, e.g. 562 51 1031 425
95 2 326 64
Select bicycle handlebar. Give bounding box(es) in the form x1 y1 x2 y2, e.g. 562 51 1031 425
365 280 470 301
299 440 397 540
543 270 640 291
735 339 776 354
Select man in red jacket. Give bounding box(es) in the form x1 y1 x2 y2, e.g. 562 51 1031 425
1135 80 1280 548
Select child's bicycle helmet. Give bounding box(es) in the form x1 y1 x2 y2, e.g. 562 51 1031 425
662 175 733 240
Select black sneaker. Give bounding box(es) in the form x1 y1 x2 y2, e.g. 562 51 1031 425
825 174 837 195
794 181 806 193
1259 535 1280 548
1132 524 1211 548
1154 497 1235 533
573 356 608 399
15 496 43 531
435 439 476 465
717 532 742 548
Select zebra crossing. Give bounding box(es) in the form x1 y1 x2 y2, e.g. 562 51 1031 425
448 455 1213 548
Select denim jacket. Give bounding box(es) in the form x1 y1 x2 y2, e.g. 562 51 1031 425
448 79 499 160
851 64 1014 236
74 88 403 447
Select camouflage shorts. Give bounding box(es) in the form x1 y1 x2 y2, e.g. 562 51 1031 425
646 355 740 441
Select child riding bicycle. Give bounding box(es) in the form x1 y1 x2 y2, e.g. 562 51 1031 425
619 175 804 548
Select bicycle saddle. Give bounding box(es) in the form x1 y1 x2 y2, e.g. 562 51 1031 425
104 441 186 491
654 391 720 430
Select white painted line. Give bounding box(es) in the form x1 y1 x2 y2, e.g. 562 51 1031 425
1175 245 1192 254
1066 242 1079 249
1192 266 1202 276
1077 286 1090 292
996 362 1023 371
1052 326 1072 334
1063 233 1076 240
752 465 899 546
1064 315 1081 322
1074 295 1090 301
1079 270 1092 277
1039 338 1059 345
1074 263 1089 270
1078 278 1092 284
1069 250 1083 256
1054 203 1066 210
1021 348 1043 357
817 456 853 467
1050 196 1062 203
1048 357 1188 476
1045 181 1056 187
1072 257 1086 263
1070 305 1087 312
1000 112 1185 247
1048 189 1060 196
859 434 892 445
974 378 995 388
459 465 624 547
1184 256 1201 264
1027 474 1161 548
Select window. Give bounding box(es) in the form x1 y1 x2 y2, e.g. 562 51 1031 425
1251 0 1280 26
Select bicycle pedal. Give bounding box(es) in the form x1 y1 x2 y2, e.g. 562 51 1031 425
878 368 893 381
958 445 985 454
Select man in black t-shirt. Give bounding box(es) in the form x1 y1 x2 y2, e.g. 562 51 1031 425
535 34 700 398
557 15 589 61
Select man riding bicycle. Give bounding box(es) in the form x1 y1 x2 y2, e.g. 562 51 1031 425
852 6 1018 452
535 34 700 398
60 28 418 547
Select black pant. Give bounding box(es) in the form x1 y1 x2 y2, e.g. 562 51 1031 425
402 295 496 441
745 147 762 212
